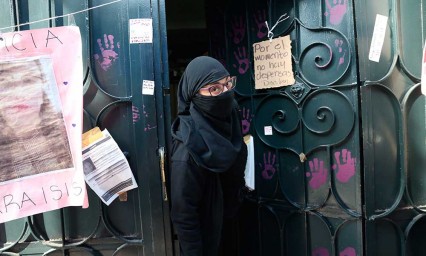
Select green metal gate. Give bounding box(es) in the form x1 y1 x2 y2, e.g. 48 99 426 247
207 0 425 255
356 0 426 255
0 0 173 255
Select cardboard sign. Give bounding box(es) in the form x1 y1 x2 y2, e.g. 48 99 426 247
253 35 295 89
0 26 87 223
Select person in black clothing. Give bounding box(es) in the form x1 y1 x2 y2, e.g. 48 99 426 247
171 56 248 256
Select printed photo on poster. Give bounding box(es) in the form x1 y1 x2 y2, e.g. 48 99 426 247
0 57 74 183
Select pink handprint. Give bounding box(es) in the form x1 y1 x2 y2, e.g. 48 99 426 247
339 247 356 256
324 0 348 25
233 46 249 74
306 158 328 189
230 16 246 44
312 247 330 256
241 107 252 134
253 9 267 39
132 106 140 123
332 149 356 183
94 34 119 71
259 152 276 180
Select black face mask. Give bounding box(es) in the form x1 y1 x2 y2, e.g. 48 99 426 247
192 90 235 119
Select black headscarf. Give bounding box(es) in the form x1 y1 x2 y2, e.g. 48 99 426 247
171 56 243 173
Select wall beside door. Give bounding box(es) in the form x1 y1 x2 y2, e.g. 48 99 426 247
207 0 425 255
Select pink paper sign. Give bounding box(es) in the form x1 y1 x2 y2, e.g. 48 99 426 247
0 26 88 223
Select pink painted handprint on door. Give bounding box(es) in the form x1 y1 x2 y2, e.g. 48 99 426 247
253 9 267 39
260 152 276 180
339 247 356 256
312 247 330 256
306 158 328 189
94 34 119 71
230 16 246 44
241 107 252 134
324 0 348 25
233 46 249 74
332 149 356 183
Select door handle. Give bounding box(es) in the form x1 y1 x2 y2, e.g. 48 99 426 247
158 147 168 201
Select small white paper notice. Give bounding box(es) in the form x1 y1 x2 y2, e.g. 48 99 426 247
369 14 388 62
244 135 255 191
422 41 426 96
264 126 273 136
142 80 155 95
129 18 153 44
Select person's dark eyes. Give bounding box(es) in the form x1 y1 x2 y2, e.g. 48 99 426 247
210 86 220 92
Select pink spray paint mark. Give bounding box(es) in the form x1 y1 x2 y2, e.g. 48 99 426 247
312 247 330 256
132 106 140 123
334 39 346 66
142 105 149 117
332 149 356 183
144 124 157 131
324 0 348 25
260 152 276 180
306 158 328 189
94 34 119 71
339 247 356 256
232 46 249 74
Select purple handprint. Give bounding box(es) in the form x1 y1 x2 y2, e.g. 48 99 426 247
233 46 249 74
241 107 252 134
332 149 356 183
132 106 140 123
230 16 246 44
306 158 328 189
324 0 348 25
259 152 276 180
253 9 267 39
312 247 330 256
339 247 356 256
94 34 119 71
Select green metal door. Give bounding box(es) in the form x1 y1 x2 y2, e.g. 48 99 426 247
0 1 173 255
206 0 421 255
356 0 426 255
208 0 362 254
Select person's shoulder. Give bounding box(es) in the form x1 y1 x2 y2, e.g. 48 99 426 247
171 140 201 169
171 139 190 162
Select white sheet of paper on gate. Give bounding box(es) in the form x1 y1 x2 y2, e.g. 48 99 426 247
82 128 138 205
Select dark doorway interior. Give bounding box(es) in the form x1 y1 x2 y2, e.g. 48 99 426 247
165 0 209 119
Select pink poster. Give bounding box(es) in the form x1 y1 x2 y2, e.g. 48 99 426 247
0 26 88 223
